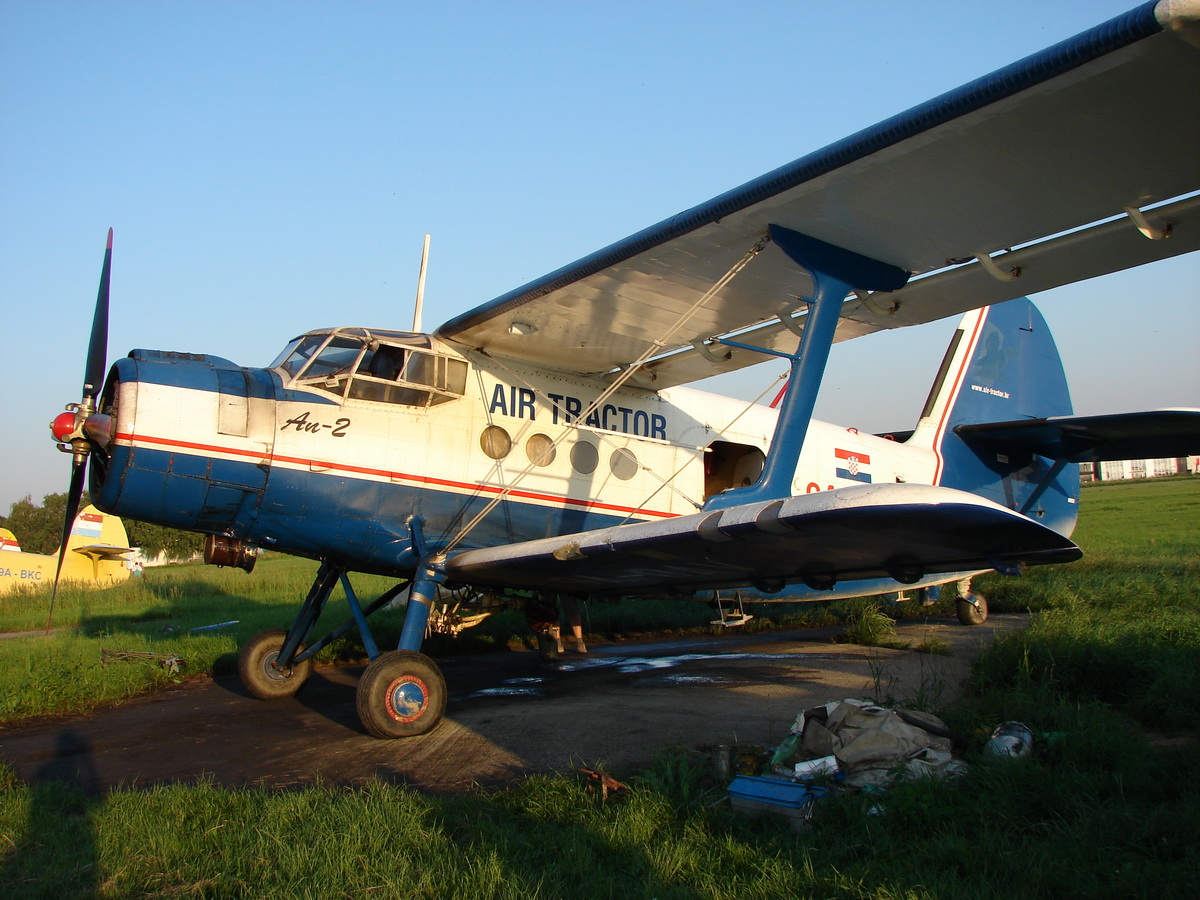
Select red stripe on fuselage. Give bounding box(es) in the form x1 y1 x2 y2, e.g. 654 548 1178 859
112 431 678 519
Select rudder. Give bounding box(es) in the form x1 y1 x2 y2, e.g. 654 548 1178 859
908 297 1079 536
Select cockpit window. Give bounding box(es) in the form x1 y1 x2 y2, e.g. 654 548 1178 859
300 336 368 381
271 335 323 377
273 328 468 408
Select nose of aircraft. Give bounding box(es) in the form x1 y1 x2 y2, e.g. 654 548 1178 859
49 410 113 448
50 410 78 444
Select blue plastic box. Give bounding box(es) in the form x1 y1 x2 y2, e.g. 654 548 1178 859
727 775 829 831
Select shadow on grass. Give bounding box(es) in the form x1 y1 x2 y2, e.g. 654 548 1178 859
1 730 101 898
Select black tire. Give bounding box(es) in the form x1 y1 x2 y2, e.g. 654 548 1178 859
238 628 312 700
356 650 446 739
956 592 989 626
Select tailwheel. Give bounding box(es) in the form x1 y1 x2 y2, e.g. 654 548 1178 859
956 592 989 626
356 650 446 739
238 628 313 699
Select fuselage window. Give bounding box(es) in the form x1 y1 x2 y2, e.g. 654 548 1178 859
481 425 512 460
344 346 468 407
526 433 556 467
570 440 599 475
610 447 638 481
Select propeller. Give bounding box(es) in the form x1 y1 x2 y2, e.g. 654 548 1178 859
45 228 113 632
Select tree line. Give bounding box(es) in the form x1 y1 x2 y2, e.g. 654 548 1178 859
1 494 206 559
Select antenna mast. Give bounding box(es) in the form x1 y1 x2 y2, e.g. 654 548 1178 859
411 233 430 333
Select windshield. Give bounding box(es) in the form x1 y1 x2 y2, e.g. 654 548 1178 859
271 336 319 377
273 334 366 381
272 329 468 407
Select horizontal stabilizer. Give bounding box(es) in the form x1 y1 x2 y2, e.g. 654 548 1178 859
444 483 1080 596
70 544 133 561
955 408 1200 463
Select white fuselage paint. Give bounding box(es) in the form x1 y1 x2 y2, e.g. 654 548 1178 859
113 339 943 545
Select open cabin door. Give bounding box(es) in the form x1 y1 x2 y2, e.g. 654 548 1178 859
703 440 765 501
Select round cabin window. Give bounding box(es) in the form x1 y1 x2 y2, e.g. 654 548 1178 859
610 447 638 480
480 425 512 460
570 440 599 475
526 433 556 467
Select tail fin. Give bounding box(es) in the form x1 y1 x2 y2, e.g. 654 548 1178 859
0 528 20 553
64 505 131 553
908 297 1079 535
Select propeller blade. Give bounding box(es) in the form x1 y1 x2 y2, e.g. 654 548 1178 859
46 458 88 633
46 229 114 632
83 228 113 400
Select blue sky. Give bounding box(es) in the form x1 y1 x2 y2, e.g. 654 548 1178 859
2 0 1197 513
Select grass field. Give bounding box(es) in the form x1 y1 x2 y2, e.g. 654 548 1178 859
2 477 1198 898
0 555 845 725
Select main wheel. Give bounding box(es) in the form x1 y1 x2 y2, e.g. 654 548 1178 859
956 592 989 626
238 628 313 699
356 650 446 739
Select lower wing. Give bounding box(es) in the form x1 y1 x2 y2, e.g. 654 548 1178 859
444 483 1080 597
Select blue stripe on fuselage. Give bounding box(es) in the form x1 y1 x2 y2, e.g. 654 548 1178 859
115 354 337 405
94 443 635 576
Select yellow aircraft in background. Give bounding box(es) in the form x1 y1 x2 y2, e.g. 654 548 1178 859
0 505 132 594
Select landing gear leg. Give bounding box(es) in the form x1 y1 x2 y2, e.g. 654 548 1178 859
356 558 448 738
238 561 340 699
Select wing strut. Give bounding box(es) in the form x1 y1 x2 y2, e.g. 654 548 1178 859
706 225 909 510
442 234 773 554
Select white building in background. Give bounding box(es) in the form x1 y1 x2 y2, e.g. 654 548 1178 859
1080 457 1198 482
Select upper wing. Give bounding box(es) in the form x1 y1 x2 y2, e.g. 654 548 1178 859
435 2 1200 387
955 408 1200 463
444 483 1080 596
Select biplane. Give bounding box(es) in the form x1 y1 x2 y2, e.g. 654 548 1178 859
1 506 130 594
49 0 1200 737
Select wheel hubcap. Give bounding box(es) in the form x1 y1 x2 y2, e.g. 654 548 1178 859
262 651 291 682
385 676 429 723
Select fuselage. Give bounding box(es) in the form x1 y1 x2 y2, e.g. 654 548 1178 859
89 326 939 578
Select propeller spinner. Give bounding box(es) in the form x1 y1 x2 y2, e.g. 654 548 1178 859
45 228 114 631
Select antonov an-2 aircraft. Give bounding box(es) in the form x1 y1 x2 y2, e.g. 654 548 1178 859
48 0 1200 738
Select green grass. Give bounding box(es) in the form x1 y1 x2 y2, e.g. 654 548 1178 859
0 556 840 725
971 477 1200 730
2 478 1198 898
3 732 1197 898
0 558 410 723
